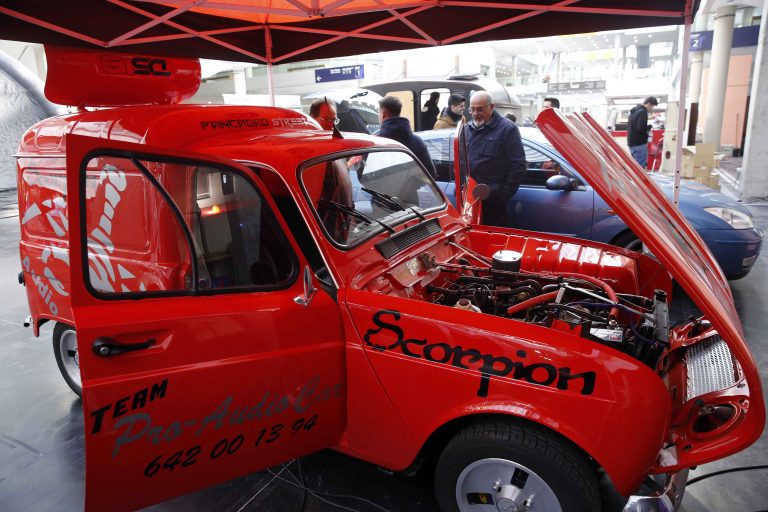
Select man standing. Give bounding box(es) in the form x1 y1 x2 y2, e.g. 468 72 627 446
421 91 440 130
627 96 658 168
378 96 437 177
466 91 526 227
543 97 560 109
434 94 466 129
309 98 337 129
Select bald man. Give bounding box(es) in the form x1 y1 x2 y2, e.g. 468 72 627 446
466 91 526 227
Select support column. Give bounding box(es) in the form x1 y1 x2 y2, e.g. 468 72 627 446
689 10 709 105
739 0 768 199
702 5 736 149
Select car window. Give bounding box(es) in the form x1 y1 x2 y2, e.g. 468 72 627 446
82 155 296 296
301 150 444 247
522 144 563 187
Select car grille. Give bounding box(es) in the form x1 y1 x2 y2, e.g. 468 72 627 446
685 335 738 401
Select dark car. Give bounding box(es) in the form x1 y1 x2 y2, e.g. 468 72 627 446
421 127 763 279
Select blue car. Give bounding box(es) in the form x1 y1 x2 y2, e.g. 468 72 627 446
421 127 763 279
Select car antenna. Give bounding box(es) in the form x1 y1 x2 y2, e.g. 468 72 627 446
325 96 344 139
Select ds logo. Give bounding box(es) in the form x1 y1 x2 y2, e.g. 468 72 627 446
100 55 172 76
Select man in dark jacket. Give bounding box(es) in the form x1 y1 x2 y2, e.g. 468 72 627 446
466 91 526 227
627 96 658 169
377 96 437 177
434 94 466 129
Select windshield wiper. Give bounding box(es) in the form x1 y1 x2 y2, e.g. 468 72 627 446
361 187 426 221
319 199 396 234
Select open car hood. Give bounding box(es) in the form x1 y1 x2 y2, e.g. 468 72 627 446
536 108 760 379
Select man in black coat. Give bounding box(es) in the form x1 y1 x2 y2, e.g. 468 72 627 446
377 96 437 177
627 96 658 169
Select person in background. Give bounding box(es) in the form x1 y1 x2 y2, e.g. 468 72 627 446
378 96 437 177
421 91 440 130
466 91 526 227
309 98 337 129
434 94 466 129
505 113 517 124
627 96 658 169
543 97 560 109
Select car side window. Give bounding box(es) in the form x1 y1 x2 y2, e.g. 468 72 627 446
82 155 296 296
521 144 562 187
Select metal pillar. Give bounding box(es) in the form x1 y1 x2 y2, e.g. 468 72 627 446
739 0 768 200
673 2 693 206
702 5 736 149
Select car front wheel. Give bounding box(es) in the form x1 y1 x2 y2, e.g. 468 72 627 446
435 421 600 512
613 230 644 253
53 322 82 397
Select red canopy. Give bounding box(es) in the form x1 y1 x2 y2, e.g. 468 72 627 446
0 0 696 65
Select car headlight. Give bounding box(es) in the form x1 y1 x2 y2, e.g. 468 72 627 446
703 207 754 229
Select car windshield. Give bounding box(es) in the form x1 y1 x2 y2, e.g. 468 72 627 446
301 150 445 247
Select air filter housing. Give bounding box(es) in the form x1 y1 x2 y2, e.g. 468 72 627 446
491 250 522 273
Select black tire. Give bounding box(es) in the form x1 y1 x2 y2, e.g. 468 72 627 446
53 322 82 397
435 421 600 512
612 230 644 253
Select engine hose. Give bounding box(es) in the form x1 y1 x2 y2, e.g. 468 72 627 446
528 304 607 322
558 272 619 321
425 284 462 297
494 286 539 298
507 291 560 316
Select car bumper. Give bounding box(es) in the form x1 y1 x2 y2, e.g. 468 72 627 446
623 469 689 512
698 227 763 279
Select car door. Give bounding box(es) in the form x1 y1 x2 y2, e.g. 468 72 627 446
507 141 596 238
65 134 346 512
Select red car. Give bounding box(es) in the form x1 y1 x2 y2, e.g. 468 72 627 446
16 47 765 512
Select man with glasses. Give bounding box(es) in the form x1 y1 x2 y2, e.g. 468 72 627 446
309 98 338 130
466 91 526 227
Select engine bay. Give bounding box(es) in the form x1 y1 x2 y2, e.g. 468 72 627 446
364 238 673 370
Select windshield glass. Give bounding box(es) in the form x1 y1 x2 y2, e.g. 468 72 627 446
301 150 445 247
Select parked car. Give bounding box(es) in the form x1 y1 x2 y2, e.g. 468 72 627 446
16 47 765 512
421 127 764 279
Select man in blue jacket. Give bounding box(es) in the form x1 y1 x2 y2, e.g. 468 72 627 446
466 91 526 227
377 96 437 177
627 96 658 168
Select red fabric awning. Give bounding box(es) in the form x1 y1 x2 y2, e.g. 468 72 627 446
0 0 696 65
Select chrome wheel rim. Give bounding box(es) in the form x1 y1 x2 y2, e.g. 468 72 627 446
58 329 81 388
455 458 562 512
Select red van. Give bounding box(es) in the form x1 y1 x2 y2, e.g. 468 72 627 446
16 47 765 512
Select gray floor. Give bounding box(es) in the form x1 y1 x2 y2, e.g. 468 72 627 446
0 189 766 512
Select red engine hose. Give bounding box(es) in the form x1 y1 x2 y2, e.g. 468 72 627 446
506 273 619 320
558 272 619 320
506 290 560 316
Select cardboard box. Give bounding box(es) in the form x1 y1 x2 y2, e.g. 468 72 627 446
694 174 720 191
681 143 715 175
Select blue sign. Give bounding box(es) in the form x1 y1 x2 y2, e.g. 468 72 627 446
314 65 364 83
690 25 759 52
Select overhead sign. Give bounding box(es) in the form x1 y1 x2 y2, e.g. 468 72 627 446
314 65 364 83
547 80 606 93
690 25 760 52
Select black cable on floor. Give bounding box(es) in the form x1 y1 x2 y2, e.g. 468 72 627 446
686 464 768 485
269 465 391 512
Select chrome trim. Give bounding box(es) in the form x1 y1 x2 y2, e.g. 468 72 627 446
623 469 689 512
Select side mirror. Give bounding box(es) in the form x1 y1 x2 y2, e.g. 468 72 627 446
546 175 575 191
293 266 317 307
471 183 491 202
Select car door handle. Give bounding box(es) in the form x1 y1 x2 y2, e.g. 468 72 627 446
92 337 156 357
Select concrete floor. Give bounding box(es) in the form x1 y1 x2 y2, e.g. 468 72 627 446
0 189 766 512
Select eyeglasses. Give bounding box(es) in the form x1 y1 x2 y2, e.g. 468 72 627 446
468 105 490 113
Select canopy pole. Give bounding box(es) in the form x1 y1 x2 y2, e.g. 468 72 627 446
266 25 275 106
673 0 694 206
